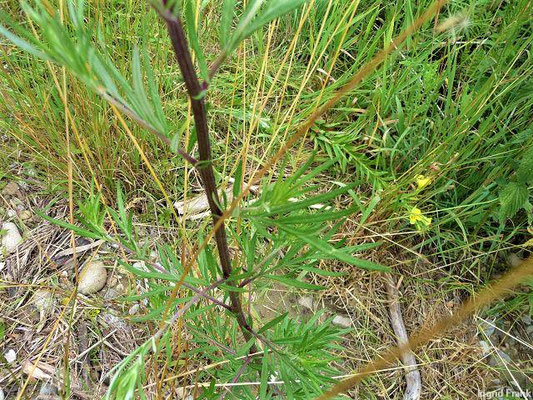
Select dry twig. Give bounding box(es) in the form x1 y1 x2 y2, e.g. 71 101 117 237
386 274 421 400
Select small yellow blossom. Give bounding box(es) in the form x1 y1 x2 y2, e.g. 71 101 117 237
409 207 432 228
415 175 431 190
86 308 101 320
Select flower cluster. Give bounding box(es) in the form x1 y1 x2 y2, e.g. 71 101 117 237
408 174 433 232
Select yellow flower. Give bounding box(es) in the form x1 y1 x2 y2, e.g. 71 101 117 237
409 207 432 227
86 308 101 320
415 174 431 190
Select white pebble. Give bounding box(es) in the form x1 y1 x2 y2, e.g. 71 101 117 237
332 315 352 328
1 222 22 253
4 349 16 364
298 296 313 310
33 290 55 314
128 303 140 315
132 261 148 271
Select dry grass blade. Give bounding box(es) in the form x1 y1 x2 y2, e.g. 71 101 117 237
315 256 533 399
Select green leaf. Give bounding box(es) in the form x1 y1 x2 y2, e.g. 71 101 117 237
277 224 389 271
232 0 264 48
35 209 103 240
266 275 325 290
233 160 243 199
242 0 307 40
359 194 381 226
220 0 235 49
499 182 529 221
185 0 209 82
260 182 359 217
259 353 269 399
142 40 167 134
170 131 181 153
298 264 346 277
276 206 358 225
0 25 46 59
516 147 533 184
132 46 158 129
258 312 288 334
170 120 188 153
115 359 140 400
121 261 182 283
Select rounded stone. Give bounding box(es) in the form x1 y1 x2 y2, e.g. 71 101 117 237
1 222 22 253
78 261 108 294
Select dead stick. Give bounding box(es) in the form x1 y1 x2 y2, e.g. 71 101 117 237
385 274 421 400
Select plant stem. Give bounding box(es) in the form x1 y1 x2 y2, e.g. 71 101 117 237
162 4 257 352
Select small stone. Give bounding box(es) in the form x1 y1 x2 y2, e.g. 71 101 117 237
132 261 148 272
298 296 313 310
332 315 352 328
19 210 32 220
128 303 140 315
107 274 118 287
2 182 19 196
33 289 55 332
104 288 120 300
78 261 107 294
479 340 491 356
33 290 55 314
6 209 15 218
489 349 512 367
1 222 22 253
479 319 496 337
39 383 58 397
100 312 129 331
4 349 16 364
